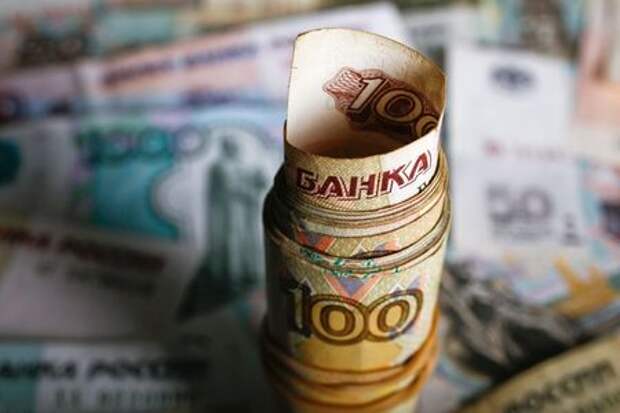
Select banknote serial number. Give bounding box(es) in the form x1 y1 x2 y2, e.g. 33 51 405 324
283 279 422 345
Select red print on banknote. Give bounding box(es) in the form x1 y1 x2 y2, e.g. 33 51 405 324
323 68 439 144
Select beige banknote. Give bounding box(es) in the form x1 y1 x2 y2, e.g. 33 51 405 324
571 0 620 164
460 332 620 413
261 309 438 387
267 150 448 258
284 28 446 211
268 344 438 413
264 196 450 371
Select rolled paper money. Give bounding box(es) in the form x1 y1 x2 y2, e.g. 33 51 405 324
261 309 439 388
284 28 446 211
268 343 439 413
264 198 450 371
265 194 450 275
268 150 447 258
460 332 620 413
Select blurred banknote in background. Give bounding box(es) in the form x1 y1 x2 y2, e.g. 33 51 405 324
571 0 620 165
418 25 620 412
78 2 408 108
460 331 620 413
478 0 584 56
0 105 283 336
0 294 273 412
448 44 585 258
0 2 408 124
0 1 197 71
404 4 476 67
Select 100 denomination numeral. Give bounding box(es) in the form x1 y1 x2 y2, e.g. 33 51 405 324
283 279 423 345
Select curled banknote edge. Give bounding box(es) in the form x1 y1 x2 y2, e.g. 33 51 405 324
459 331 620 413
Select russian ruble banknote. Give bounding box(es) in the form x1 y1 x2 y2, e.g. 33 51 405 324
448 44 575 160
0 104 283 336
403 4 476 68
78 2 410 109
417 251 620 413
0 213 202 338
0 2 409 125
570 0 620 165
427 157 620 412
477 0 585 57
0 1 197 71
441 41 620 413
448 44 582 258
451 150 586 261
0 293 274 413
448 43 620 326
460 330 620 413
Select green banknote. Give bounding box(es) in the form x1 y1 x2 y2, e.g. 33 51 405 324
0 104 283 337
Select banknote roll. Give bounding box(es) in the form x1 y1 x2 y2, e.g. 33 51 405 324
460 332 620 413
263 198 450 371
263 333 438 408
267 343 439 413
261 27 449 411
261 308 439 387
284 28 446 211
268 149 448 258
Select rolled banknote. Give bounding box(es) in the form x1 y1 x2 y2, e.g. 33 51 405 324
264 194 450 371
284 28 446 211
268 346 439 413
78 3 410 109
448 44 574 160
0 214 200 338
477 0 584 57
267 149 448 258
460 331 620 413
261 309 439 388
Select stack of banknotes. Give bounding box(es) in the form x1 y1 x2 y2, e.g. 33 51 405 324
260 28 449 412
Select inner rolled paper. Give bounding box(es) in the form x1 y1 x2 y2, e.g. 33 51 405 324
286 28 445 159
283 28 446 211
